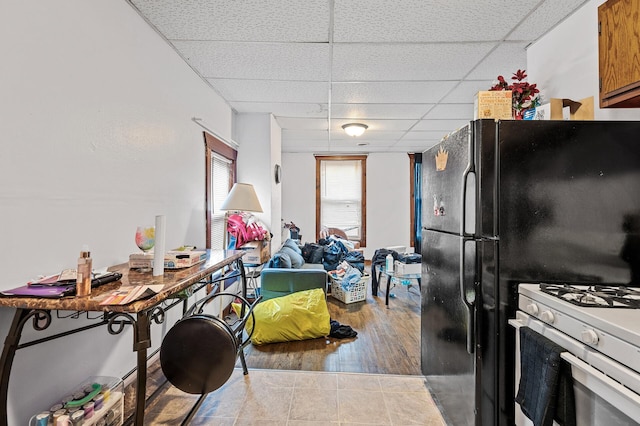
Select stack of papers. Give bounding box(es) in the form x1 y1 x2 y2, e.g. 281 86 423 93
99 285 163 305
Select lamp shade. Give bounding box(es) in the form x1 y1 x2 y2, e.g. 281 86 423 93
220 183 263 212
342 123 368 137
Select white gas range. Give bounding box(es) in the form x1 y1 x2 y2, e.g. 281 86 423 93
510 283 640 425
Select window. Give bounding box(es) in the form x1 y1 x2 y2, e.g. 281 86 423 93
315 155 367 246
204 132 237 249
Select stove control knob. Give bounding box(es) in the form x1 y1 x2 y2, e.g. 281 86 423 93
525 303 539 316
541 311 555 324
581 329 599 345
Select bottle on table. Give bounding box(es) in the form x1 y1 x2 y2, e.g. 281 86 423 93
76 245 92 297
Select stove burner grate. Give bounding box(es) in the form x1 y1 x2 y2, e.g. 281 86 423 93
540 284 640 308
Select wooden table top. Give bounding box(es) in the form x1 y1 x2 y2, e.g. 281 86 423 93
0 250 245 314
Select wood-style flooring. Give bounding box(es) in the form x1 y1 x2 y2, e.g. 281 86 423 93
124 274 424 423
243 277 422 375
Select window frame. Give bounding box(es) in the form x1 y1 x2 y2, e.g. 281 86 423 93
204 132 237 249
409 153 416 249
315 155 367 247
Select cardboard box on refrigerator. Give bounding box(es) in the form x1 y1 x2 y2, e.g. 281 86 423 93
239 240 271 264
474 91 513 120
533 96 594 120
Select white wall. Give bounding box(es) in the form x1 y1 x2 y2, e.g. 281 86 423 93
282 152 412 259
0 1 235 423
270 115 283 250
527 0 640 120
281 153 317 246
235 113 283 252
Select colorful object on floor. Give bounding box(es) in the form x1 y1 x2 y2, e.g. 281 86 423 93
233 288 330 345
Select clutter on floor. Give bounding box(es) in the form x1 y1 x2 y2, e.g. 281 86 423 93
329 319 358 339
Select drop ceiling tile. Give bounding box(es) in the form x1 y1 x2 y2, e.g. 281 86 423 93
130 0 330 42
282 140 329 153
332 119 416 132
330 138 394 149
441 80 495 103
172 41 330 81
332 43 496 81
369 147 399 153
129 0 589 155
281 138 321 147
402 130 451 141
466 42 529 80
330 103 432 120
276 117 328 130
282 129 329 141
333 0 535 42
423 103 474 120
208 79 328 103
281 137 328 146
507 0 589 41
330 131 406 141
329 144 392 153
394 139 438 148
394 140 441 152
332 81 458 104
230 102 328 117
413 119 470 132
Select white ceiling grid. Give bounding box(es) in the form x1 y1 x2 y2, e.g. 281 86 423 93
129 0 589 153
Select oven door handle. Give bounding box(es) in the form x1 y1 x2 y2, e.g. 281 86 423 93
560 352 640 422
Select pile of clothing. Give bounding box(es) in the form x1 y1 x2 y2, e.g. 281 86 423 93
300 236 365 272
330 260 363 292
329 319 357 339
226 212 269 248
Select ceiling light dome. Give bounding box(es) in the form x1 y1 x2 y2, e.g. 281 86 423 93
342 123 368 137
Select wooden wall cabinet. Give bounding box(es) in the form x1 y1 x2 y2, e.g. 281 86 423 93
598 0 640 108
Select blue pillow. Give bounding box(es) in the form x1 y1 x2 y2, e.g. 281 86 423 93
268 252 292 268
280 246 304 268
283 238 302 254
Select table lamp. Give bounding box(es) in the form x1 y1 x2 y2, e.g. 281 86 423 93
220 183 263 249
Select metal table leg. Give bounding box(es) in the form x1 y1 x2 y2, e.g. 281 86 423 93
109 309 162 426
133 311 151 426
385 274 391 306
0 309 32 426
237 258 247 299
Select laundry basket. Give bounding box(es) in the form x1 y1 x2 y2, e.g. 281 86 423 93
330 274 368 304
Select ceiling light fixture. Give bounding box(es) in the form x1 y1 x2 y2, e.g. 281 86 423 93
342 123 368 137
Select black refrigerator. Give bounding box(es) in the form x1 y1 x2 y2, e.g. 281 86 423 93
420 119 640 425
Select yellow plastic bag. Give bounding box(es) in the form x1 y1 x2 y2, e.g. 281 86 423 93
233 288 330 345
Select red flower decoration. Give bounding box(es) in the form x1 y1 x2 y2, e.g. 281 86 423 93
489 69 540 119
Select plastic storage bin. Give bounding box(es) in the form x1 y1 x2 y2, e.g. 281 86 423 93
330 274 368 304
29 376 124 426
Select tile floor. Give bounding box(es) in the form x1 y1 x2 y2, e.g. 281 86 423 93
145 368 446 425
